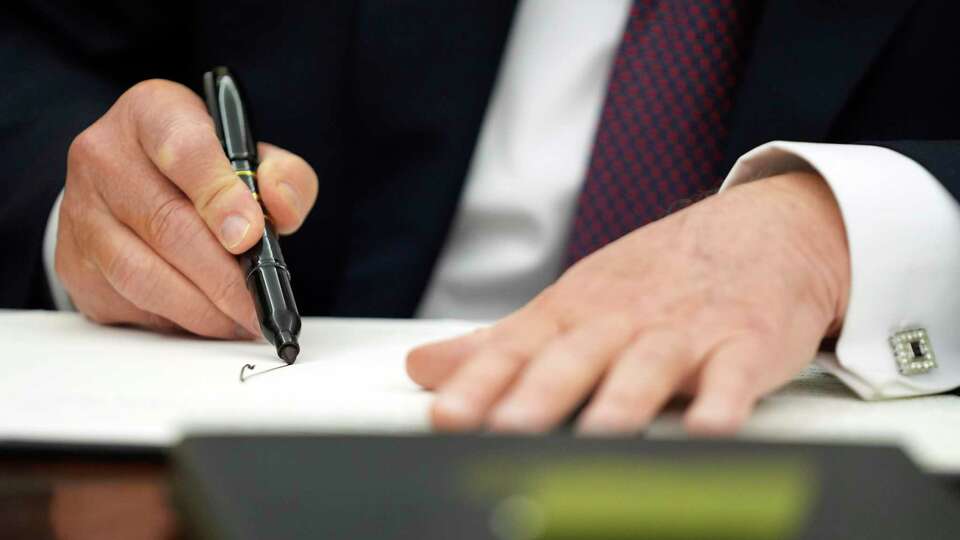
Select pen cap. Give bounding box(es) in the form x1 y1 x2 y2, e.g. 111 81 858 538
203 66 259 163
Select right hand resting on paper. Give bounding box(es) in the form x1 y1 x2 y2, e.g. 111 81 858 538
55 79 318 338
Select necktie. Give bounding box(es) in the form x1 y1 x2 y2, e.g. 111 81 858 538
566 0 755 266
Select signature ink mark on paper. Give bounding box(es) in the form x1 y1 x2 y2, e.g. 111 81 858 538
239 363 289 383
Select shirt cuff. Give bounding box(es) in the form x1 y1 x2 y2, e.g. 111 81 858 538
720 141 960 399
43 189 74 311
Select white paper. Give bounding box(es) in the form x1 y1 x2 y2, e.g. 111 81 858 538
2 310 959 473
0 310 479 446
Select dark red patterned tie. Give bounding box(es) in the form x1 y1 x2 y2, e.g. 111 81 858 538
566 0 754 265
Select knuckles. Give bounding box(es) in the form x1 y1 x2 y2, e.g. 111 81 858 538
102 245 154 304
58 79 237 336
146 196 204 253
125 78 184 102
66 124 112 179
122 79 216 177
151 116 216 175
121 79 194 124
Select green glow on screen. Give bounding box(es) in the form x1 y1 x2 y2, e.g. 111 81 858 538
464 455 816 540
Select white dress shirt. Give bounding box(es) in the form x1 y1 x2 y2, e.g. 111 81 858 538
46 0 960 399
416 0 630 321
721 142 960 399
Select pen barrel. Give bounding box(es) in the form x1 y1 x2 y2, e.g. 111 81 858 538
242 221 301 350
233 163 301 354
231 158 259 193
206 66 301 362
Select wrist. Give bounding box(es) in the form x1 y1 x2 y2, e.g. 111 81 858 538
731 172 851 335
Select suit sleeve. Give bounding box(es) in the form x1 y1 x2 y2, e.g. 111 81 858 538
0 2 179 308
720 141 960 399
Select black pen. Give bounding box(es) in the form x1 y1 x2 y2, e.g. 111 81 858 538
203 66 301 364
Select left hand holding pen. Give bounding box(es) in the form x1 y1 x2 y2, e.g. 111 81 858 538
407 171 850 435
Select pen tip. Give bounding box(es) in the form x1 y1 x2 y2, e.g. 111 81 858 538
279 343 299 364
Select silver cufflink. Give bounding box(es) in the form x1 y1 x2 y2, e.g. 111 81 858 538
889 328 937 376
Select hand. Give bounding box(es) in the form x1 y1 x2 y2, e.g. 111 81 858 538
407 172 850 435
56 80 318 338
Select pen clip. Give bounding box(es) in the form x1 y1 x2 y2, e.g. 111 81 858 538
202 66 258 163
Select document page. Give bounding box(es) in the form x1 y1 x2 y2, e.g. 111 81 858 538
2 310 959 473
0 310 479 447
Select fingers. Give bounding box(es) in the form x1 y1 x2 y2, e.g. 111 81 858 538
409 306 557 391
126 80 264 253
87 209 248 339
257 143 319 234
87 138 259 335
61 79 318 339
684 339 767 435
487 318 635 432
406 327 490 390
77 278 179 334
430 310 562 431
576 329 695 435
425 317 779 436
56 222 178 334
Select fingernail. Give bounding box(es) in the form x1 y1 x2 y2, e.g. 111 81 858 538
434 394 475 423
688 406 736 435
220 214 250 248
576 409 623 436
489 403 532 431
688 406 717 424
277 181 302 214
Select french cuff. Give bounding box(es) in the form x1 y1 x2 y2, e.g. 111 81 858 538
720 141 960 399
43 189 74 311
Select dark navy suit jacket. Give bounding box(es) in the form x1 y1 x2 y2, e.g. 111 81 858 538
2 1 957 316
